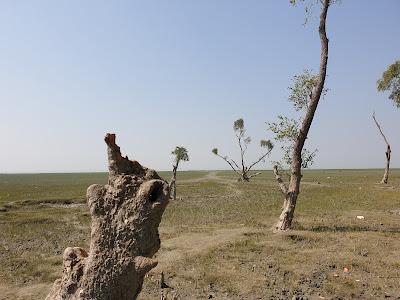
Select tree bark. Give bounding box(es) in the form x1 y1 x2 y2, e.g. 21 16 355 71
238 172 250 182
215 153 242 177
372 113 392 184
237 134 246 178
46 133 170 300
170 163 178 200
382 145 391 184
275 0 330 231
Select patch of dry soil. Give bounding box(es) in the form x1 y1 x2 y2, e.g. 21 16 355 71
152 226 252 272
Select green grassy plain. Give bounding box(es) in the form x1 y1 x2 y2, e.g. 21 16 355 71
0 169 399 299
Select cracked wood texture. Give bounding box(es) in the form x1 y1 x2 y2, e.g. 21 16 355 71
46 133 170 300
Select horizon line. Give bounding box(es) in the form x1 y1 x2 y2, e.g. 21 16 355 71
1 168 400 175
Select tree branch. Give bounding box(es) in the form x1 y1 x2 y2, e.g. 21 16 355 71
230 159 240 170
273 165 289 195
247 149 273 172
247 172 262 179
372 112 391 147
215 153 242 175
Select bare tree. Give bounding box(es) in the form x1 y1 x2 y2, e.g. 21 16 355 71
268 0 331 231
170 146 189 200
212 118 273 182
372 113 392 184
47 134 169 300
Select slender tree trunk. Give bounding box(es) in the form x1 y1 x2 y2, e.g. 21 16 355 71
170 163 178 200
239 171 249 182
46 134 169 300
276 175 301 231
274 165 300 231
275 0 330 231
372 113 392 184
238 139 247 181
381 145 391 184
239 170 262 182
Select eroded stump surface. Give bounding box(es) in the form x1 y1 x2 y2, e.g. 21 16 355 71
47 134 169 300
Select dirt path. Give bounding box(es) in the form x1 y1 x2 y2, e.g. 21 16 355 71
150 172 254 272
152 227 252 272
0 284 50 300
182 171 243 196
179 171 219 183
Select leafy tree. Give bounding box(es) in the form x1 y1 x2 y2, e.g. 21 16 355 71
212 118 273 182
267 0 332 231
170 146 189 200
377 60 400 108
268 112 317 170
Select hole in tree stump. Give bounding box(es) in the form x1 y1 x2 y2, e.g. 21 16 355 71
149 182 163 203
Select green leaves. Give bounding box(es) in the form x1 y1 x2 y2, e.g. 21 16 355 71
267 116 316 169
288 70 328 111
289 0 304 5
171 146 189 163
267 116 299 142
377 60 400 108
233 118 244 132
212 148 218 155
267 116 298 167
260 139 273 151
233 118 251 148
300 148 317 168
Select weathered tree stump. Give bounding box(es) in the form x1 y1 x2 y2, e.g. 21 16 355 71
46 133 170 300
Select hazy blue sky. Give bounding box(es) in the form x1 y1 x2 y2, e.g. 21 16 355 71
1 0 399 173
